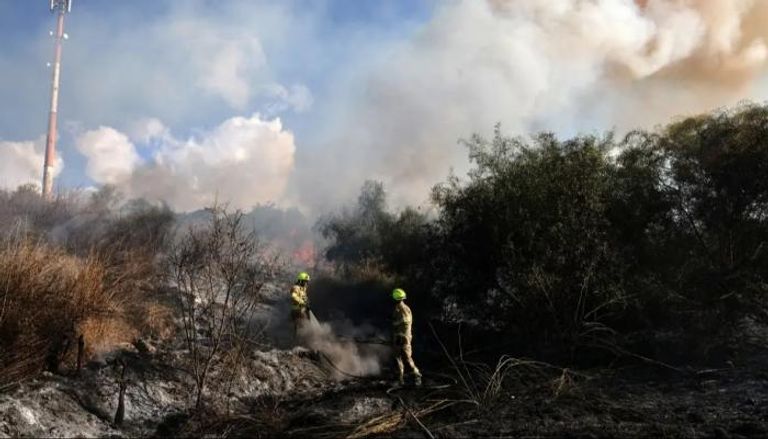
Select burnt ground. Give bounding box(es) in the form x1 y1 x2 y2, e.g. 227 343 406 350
4 283 768 439
182 348 768 439
2 340 768 438
435 358 768 439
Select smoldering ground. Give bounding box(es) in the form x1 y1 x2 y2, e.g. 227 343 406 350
297 319 388 379
256 281 390 380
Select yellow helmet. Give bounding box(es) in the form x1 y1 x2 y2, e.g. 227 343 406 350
297 272 310 282
392 288 406 301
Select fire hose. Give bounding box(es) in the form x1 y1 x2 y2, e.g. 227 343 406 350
316 348 455 391
302 310 453 388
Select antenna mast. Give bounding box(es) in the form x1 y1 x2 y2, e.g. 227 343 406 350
42 0 72 198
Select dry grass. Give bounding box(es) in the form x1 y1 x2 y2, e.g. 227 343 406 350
0 187 177 389
428 323 594 411
0 238 166 388
135 302 176 340
77 316 138 358
345 400 454 439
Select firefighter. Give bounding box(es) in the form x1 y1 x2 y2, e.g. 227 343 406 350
290 272 311 336
392 288 422 386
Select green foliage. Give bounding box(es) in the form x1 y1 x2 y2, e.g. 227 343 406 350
319 104 768 353
319 180 431 280
645 106 768 319
432 127 626 342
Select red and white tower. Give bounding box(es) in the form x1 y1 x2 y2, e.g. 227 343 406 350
42 0 72 198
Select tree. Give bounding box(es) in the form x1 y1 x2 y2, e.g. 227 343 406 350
319 180 394 273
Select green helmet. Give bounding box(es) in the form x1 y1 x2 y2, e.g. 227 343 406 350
392 288 406 301
297 272 311 282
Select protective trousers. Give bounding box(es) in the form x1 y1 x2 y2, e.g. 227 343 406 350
394 336 421 383
292 307 309 335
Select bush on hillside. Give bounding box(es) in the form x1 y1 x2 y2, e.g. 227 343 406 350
0 186 178 388
0 240 134 388
318 104 768 358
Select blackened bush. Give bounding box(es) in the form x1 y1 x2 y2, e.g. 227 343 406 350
167 206 276 408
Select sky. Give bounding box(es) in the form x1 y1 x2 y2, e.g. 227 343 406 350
0 0 432 193
1 0 767 214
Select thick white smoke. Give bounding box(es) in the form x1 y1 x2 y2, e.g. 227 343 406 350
32 0 768 212
298 320 385 379
294 0 768 210
75 127 142 185
0 138 62 190
129 118 170 145
76 114 296 212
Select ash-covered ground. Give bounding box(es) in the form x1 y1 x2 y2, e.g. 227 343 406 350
2 282 768 438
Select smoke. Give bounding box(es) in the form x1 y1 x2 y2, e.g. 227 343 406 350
76 114 296 212
0 138 62 190
262 84 314 115
75 127 142 185
294 0 768 210
129 118 170 145
635 0 768 80
257 283 387 380
11 0 766 214
298 318 386 379
180 24 266 110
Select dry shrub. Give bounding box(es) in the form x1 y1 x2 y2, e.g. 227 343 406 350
168 206 275 409
0 333 48 391
109 251 177 343
77 316 138 358
0 239 133 387
134 302 176 341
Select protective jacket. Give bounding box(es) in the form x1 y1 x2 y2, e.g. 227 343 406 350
291 284 308 311
392 301 413 342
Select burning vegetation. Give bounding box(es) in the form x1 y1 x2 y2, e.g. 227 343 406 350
1 104 768 437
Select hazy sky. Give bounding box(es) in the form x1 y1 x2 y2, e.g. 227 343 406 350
0 0 431 191
1 0 767 213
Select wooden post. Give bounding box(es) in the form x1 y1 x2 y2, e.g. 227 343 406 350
76 334 85 373
114 360 127 427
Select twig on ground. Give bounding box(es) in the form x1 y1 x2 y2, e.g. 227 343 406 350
394 394 435 439
346 400 453 439
594 341 686 373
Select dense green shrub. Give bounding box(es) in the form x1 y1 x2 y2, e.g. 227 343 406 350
318 104 768 354
431 128 626 344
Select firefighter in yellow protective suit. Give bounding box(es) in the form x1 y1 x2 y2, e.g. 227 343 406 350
290 272 311 335
392 288 422 386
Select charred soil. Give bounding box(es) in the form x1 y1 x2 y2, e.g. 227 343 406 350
175 346 768 438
